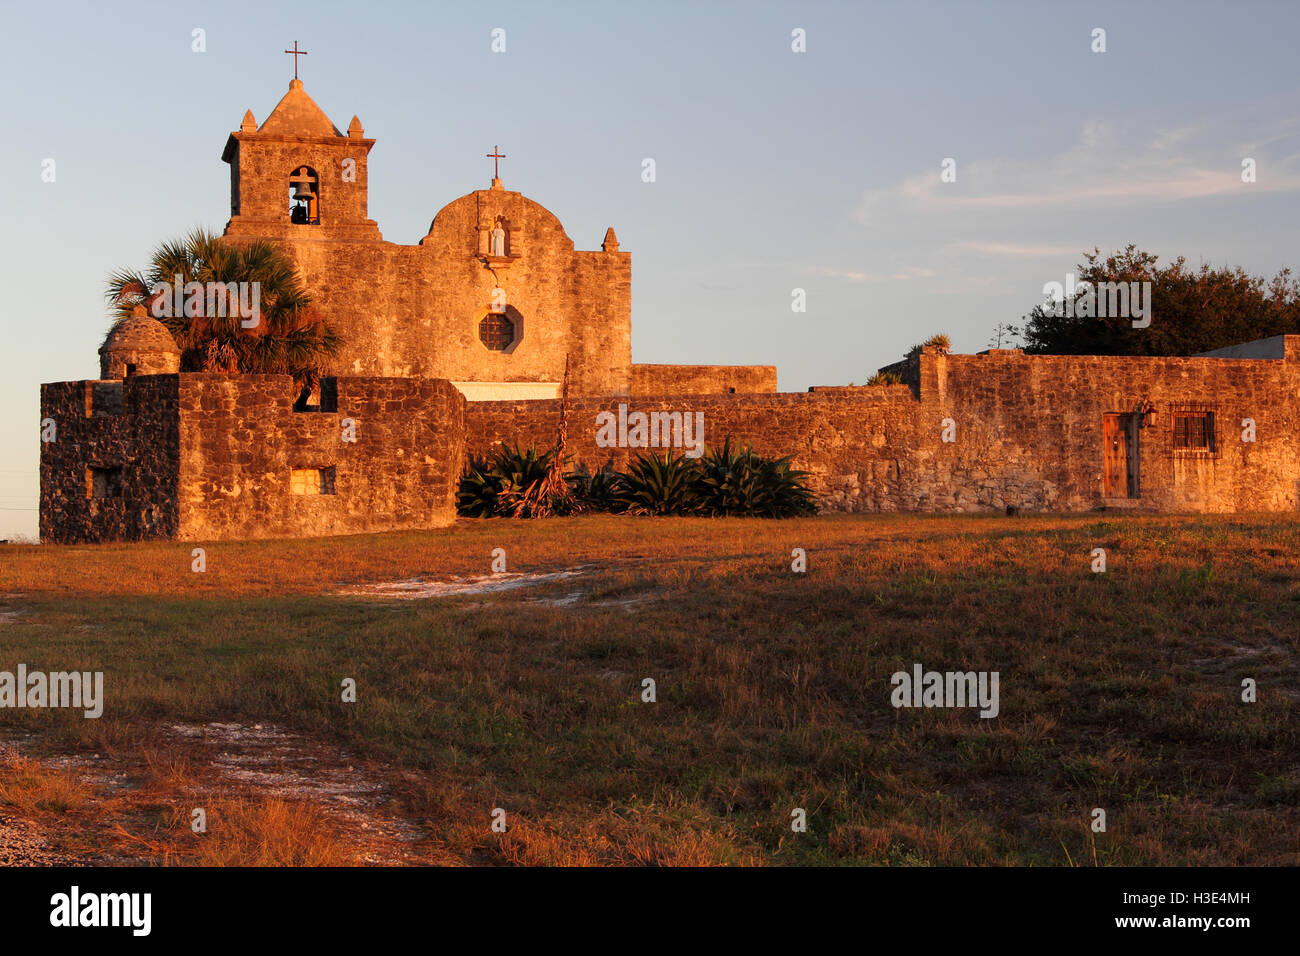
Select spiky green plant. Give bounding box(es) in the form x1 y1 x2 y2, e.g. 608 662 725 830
865 371 903 386
617 451 701 516
693 438 818 517
568 465 626 514
908 333 951 354
105 228 339 387
457 456 506 518
458 444 574 518
461 439 820 519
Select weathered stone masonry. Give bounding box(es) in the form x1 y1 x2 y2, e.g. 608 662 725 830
467 341 1300 514
41 375 464 543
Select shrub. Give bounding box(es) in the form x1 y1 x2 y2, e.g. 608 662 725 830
458 456 503 518
865 371 903 386
569 464 626 514
908 333 951 354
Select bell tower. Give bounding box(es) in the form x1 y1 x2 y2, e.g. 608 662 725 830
221 78 381 241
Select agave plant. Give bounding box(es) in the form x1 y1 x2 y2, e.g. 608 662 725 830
460 440 819 519
490 444 557 518
568 464 626 514
457 455 505 517
105 228 339 387
617 450 701 516
865 371 903 386
694 438 818 517
693 438 763 516
457 444 572 518
753 455 819 517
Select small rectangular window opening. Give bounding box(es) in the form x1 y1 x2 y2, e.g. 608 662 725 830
87 466 123 499
293 377 338 413
290 466 336 495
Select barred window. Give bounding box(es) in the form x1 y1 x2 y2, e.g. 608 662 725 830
1173 410 1215 453
479 313 516 351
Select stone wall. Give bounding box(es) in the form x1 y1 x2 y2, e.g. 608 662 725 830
41 342 1300 545
630 363 778 396
464 341 1300 514
175 374 464 540
930 345 1300 513
40 377 182 543
40 374 465 543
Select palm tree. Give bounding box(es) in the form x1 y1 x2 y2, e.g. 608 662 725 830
104 228 340 386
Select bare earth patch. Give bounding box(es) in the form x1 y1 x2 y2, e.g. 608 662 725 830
0 592 25 625
2 723 455 866
526 590 653 609
163 722 428 863
0 815 73 865
341 568 589 600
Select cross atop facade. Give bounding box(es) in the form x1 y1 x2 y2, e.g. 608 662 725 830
486 145 506 181
284 41 308 80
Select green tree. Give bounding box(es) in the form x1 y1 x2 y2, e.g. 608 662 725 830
105 228 340 385
1019 244 1300 355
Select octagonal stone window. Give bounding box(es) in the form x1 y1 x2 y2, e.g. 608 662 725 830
479 312 517 351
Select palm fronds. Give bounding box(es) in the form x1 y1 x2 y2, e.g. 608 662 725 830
103 228 336 385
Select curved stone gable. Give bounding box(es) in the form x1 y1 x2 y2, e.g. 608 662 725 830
421 189 576 256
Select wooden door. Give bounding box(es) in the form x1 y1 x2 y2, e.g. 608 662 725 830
1103 413 1139 497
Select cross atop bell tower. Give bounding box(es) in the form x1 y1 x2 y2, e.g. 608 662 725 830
284 41 308 80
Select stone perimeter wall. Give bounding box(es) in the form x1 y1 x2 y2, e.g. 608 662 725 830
40 374 464 543
466 341 1300 514
40 339 1300 544
630 363 777 396
176 374 464 540
41 377 182 543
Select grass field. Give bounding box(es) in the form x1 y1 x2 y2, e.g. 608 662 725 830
0 513 1297 866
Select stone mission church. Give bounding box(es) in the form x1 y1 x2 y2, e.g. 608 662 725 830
219 77 774 401
39 74 1300 543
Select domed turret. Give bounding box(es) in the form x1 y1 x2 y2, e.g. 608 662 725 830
99 307 181 379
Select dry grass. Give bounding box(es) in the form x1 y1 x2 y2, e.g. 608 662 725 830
0 754 91 814
0 748 372 865
184 798 360 867
1 513 1297 865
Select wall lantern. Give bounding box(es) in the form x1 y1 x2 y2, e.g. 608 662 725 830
1136 399 1157 429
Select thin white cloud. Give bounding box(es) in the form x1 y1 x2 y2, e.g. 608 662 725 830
857 114 1300 222
803 265 935 283
948 241 1080 257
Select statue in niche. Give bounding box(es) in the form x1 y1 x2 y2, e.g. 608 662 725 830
491 222 506 257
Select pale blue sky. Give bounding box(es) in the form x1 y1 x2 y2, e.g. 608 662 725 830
2 0 1298 538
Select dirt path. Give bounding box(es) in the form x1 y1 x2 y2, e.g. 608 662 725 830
3 722 456 866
